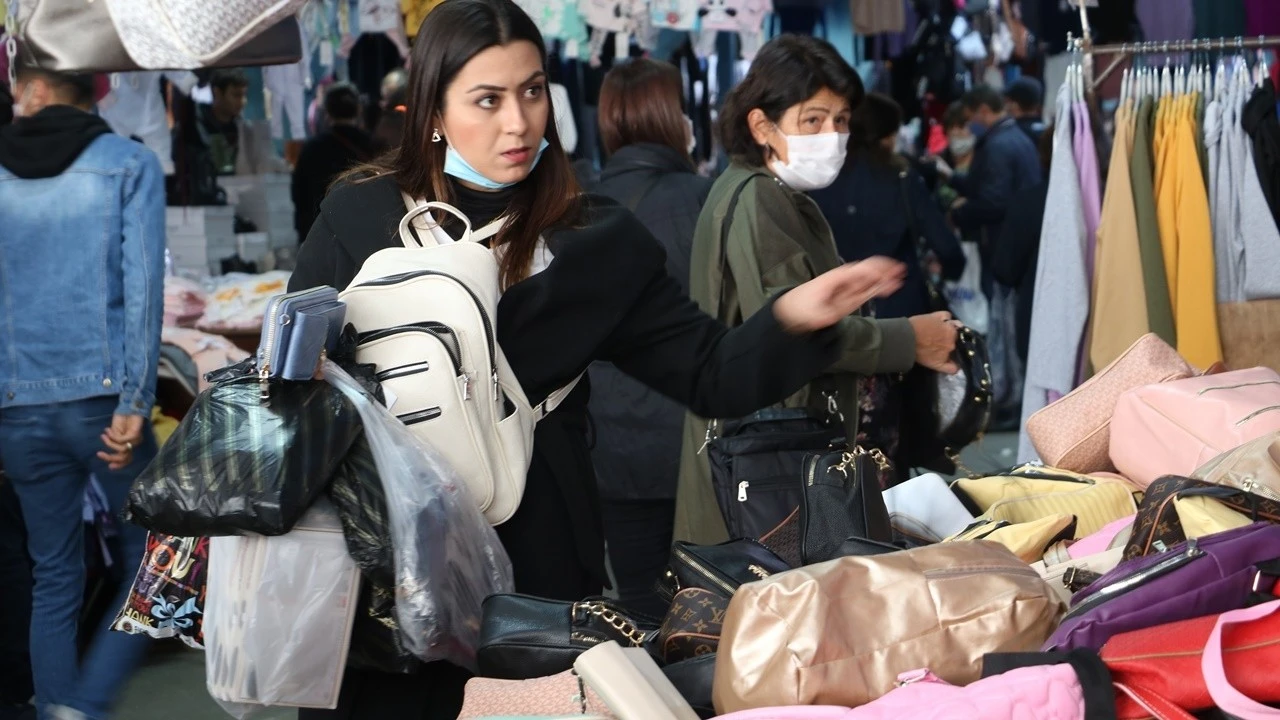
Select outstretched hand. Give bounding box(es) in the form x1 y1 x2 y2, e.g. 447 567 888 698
772 256 907 334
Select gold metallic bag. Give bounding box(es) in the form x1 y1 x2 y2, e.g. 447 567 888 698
712 542 1065 713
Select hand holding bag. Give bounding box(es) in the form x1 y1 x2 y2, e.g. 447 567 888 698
896 326 992 474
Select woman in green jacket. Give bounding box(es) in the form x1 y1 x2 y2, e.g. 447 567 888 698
674 35 962 546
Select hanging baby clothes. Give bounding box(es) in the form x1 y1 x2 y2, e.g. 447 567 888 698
99 71 199 175
1089 96 1150 370
733 0 773 60
1019 83 1088 463
262 24 310 142
650 0 699 30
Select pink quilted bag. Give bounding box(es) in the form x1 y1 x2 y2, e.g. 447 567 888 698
712 665 1085 720
1109 367 1280 489
1027 334 1194 473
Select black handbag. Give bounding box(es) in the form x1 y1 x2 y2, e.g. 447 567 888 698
662 653 718 719
799 446 895 565
656 539 792 603
476 594 660 680
897 326 993 474
706 408 843 542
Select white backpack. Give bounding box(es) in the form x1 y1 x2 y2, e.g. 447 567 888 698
339 202 579 525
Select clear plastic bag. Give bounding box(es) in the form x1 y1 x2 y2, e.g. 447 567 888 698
204 500 360 718
323 362 514 669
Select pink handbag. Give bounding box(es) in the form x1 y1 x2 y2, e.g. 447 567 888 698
1027 334 1195 474
1109 367 1280 489
712 665 1085 720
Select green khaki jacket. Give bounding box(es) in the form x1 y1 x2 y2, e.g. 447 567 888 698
673 162 918 546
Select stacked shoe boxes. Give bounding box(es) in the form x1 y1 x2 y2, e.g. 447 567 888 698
220 174 298 249
166 206 236 276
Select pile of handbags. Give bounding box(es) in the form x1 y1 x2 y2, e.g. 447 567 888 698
463 334 1280 720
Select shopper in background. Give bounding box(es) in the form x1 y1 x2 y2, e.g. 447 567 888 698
1004 76 1046 144
675 35 961 546
811 92 965 320
925 101 975 205
589 58 713 618
949 84 1041 296
292 83 377 241
372 68 409 151
183 69 287 176
0 67 165 720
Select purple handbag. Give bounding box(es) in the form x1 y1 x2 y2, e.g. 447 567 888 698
1043 523 1280 652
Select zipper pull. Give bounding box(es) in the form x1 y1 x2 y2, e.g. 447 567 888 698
461 373 472 401
1186 537 1202 557
738 481 750 502
1153 540 1168 554
698 420 718 455
491 369 500 401
258 364 270 401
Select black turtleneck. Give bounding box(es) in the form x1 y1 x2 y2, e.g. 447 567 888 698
445 178 518 236
0 105 112 179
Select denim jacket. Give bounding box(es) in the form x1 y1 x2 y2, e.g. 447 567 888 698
0 134 166 416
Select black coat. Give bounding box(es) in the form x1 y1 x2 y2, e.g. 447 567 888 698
291 126 378 240
1242 82 1280 232
289 175 842 598
588 143 713 501
950 116 1042 251
809 157 965 320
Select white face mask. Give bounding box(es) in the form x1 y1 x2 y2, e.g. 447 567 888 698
768 128 848 191
684 115 696 155
948 135 976 156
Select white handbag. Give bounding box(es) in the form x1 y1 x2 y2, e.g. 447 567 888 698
882 473 977 543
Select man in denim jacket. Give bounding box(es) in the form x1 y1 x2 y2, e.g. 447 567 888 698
0 67 165 720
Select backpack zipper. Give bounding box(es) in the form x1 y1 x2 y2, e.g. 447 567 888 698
358 322 463 375
355 269 498 401
671 546 738 597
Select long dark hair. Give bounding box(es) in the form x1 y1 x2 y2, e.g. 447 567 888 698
350 0 581 289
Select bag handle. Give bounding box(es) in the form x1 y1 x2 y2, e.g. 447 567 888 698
399 202 509 249
1202 599 1280 718
1111 682 1196 720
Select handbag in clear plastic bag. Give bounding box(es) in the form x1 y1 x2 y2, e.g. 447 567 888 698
324 361 515 668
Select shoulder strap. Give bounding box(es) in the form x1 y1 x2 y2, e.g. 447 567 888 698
534 374 583 421
1202 599 1280 718
711 171 767 319
621 170 666 213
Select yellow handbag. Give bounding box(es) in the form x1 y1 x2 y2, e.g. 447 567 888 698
945 514 1078 564
952 465 1138 538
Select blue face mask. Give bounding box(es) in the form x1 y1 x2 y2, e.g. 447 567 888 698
443 137 551 190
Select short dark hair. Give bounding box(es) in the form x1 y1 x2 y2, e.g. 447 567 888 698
598 59 689 159
324 83 362 122
210 69 249 93
942 100 969 130
849 93 902 149
962 85 1005 114
718 34 864 168
15 67 96 107
1004 77 1044 111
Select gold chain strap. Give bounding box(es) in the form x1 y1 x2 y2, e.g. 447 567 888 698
830 445 892 478
576 602 648 647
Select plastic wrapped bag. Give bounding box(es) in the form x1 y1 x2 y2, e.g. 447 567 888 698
944 241 990 335
111 533 208 649
324 362 514 669
204 500 360 718
125 358 363 537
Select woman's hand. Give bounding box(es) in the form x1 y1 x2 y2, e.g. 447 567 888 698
909 311 961 374
773 257 906 334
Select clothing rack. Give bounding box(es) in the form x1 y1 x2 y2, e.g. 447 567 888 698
1069 35 1280 92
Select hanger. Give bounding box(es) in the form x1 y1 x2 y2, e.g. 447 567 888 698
1258 40 1270 88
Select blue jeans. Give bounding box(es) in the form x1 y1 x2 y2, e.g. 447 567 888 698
0 396 156 720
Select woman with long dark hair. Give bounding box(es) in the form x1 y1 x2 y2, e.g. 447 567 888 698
289 2 919 716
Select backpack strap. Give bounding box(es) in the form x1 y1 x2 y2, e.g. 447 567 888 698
399 200 509 248
534 374 584 421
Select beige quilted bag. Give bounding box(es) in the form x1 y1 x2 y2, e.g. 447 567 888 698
1026 334 1194 473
